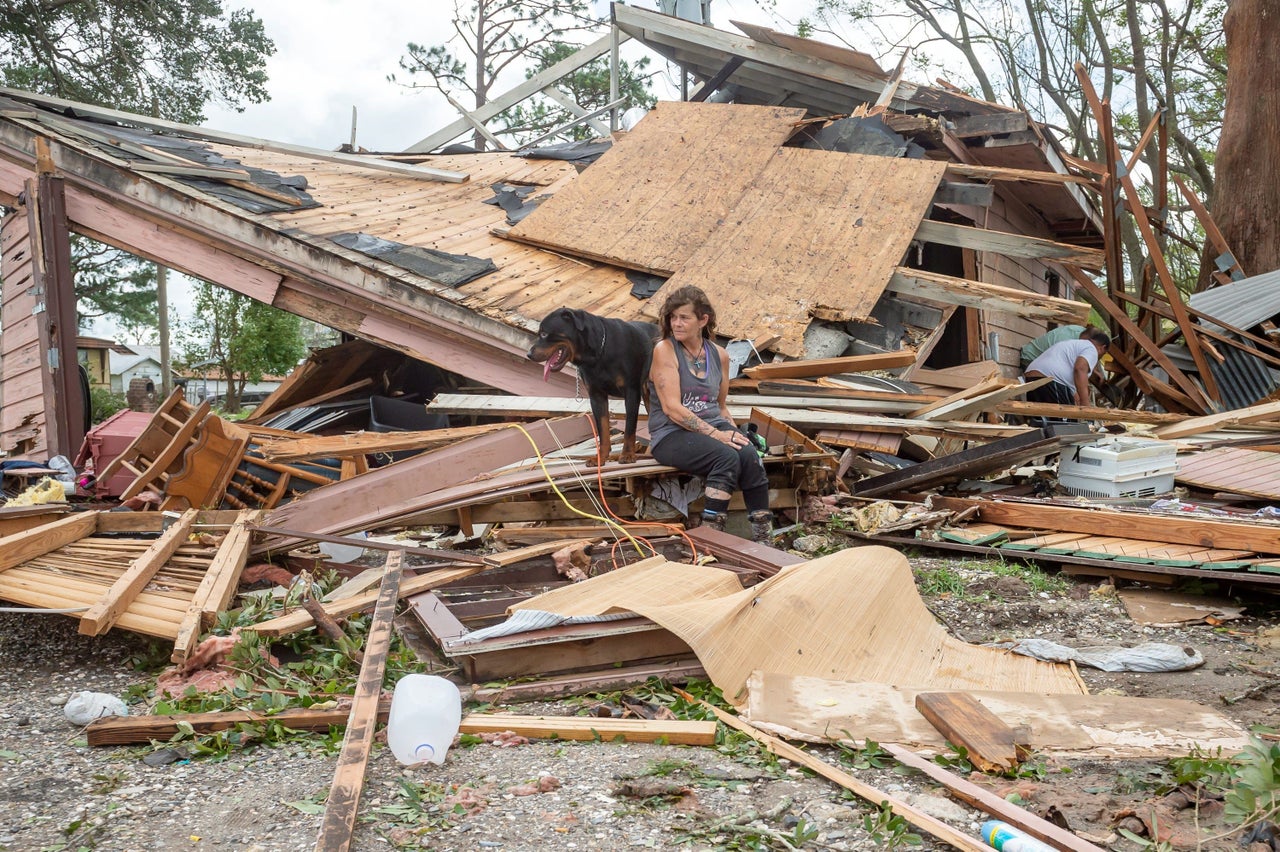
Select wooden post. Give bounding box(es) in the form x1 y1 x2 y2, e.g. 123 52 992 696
1075 64 1221 405
314 550 404 852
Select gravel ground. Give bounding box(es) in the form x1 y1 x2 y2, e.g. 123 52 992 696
2 547 1278 852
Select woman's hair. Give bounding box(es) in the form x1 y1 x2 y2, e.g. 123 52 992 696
658 285 716 340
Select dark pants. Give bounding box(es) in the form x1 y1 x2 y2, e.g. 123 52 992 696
1024 377 1077 423
651 430 770 511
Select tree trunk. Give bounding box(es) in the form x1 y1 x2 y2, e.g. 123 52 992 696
1212 0 1280 277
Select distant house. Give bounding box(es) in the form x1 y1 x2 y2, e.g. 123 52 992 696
76 336 132 389
108 345 170 395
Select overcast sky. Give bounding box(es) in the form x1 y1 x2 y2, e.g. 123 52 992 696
200 0 816 151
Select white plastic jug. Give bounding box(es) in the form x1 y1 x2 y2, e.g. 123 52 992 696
386 674 462 766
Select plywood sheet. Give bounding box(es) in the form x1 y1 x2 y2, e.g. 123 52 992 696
1175 447 1280 501
506 101 806 274
653 149 946 356
745 673 1249 758
511 546 1083 705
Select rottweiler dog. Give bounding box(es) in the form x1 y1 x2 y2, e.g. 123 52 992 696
527 308 659 466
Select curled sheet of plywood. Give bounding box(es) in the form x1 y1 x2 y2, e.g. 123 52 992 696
497 545 1084 704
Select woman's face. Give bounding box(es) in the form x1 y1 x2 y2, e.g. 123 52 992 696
668 303 708 341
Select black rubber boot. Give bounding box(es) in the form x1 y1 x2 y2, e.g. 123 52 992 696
701 510 727 532
748 510 773 544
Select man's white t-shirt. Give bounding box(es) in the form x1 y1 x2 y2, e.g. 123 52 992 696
1024 339 1098 389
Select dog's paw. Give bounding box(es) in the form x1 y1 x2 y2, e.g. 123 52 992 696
616 450 637 465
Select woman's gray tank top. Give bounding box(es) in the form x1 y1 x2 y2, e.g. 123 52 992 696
647 338 730 452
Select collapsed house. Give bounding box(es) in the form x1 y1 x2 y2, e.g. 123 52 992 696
3 6 1280 849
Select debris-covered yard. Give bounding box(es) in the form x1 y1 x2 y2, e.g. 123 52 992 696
2 546 1279 852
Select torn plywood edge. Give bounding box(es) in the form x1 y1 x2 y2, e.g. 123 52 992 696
744 673 1249 759
506 101 808 274
459 546 1083 705
650 148 948 356
0 510 257 658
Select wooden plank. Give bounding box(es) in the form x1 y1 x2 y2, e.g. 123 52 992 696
1154 399 1280 440
907 361 1002 389
887 268 1091 325
932 496 1280 556
996 401 1183 425
687 693 990 852
881 743 1105 852
85 704 713 747
507 102 806 275
254 416 595 556
0 511 99 574
743 350 918 380
853 424 1090 497
949 111 1030 138
1064 265 1210 411
1075 64 1219 403
653 148 947 355
456 714 715 745
915 219 1104 269
912 378 1047 422
915 692 1018 772
908 376 1011 419
490 524 677 545
171 509 259 662
314 550 404 852
944 161 1095 187
78 509 198 636
251 566 486 638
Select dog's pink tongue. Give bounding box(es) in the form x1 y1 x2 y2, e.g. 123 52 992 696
542 360 553 382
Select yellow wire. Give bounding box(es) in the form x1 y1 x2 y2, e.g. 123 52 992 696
512 423 647 557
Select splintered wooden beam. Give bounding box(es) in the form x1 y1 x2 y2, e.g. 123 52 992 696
315 550 404 852
0 511 99 574
79 509 199 636
915 220 1105 270
1074 64 1219 403
914 692 1018 773
742 350 917 380
886 268 1090 325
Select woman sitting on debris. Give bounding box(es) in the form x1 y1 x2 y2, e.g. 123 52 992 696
647 285 773 543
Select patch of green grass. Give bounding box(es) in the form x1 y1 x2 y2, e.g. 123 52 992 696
962 557 1070 595
914 564 968 597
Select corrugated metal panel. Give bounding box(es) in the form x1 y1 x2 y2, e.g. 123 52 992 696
1188 268 1280 331
1163 339 1279 410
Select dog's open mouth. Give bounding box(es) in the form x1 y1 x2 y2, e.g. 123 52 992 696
542 345 570 380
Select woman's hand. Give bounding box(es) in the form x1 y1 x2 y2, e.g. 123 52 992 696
715 428 747 447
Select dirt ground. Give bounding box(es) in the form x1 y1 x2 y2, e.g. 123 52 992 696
1 544 1279 852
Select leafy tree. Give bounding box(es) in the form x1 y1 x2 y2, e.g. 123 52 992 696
786 0 1226 290
177 281 306 413
393 0 639 150
0 0 276 332
73 239 161 339
499 42 656 143
0 0 274 123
